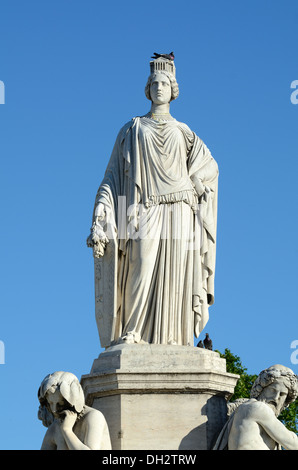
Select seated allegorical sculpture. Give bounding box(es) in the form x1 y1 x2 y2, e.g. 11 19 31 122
213 364 298 450
38 371 112 450
87 53 219 348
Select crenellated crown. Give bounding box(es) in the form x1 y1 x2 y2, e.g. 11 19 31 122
150 57 176 77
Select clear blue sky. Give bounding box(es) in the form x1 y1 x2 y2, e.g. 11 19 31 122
0 0 297 450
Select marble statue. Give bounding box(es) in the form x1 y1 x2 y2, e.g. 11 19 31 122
213 364 298 450
87 54 218 348
38 371 112 450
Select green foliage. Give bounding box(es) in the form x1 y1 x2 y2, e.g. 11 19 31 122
216 348 257 401
279 399 298 433
216 348 297 434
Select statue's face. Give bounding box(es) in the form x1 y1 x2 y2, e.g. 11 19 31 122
259 378 289 416
46 388 71 418
150 73 172 105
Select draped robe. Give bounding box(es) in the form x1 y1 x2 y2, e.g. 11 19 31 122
91 116 218 348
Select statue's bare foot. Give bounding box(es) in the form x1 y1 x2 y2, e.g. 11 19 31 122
121 331 141 344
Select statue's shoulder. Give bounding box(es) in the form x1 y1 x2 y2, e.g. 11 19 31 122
237 398 258 409
120 118 135 134
249 399 274 414
235 399 274 420
227 398 251 415
176 120 192 130
176 120 200 139
115 119 135 144
84 405 107 421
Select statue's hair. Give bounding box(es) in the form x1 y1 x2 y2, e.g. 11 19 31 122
37 371 85 427
145 71 179 102
250 365 298 411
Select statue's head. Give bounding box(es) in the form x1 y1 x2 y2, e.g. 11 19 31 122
38 371 85 427
145 57 179 103
250 364 298 416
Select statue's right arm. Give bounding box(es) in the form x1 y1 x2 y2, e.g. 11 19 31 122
86 120 133 257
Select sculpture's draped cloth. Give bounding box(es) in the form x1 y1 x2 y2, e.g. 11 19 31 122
93 116 218 347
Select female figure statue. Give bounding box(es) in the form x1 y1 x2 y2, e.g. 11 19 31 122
87 55 218 348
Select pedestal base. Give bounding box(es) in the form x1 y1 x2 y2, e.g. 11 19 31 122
81 344 239 450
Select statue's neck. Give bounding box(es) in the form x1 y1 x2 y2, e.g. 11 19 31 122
150 102 170 115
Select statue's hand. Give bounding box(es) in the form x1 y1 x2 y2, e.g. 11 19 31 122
58 410 78 431
86 218 109 258
93 242 106 258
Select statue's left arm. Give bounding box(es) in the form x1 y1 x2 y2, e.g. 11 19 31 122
187 134 218 198
183 126 219 334
187 129 219 271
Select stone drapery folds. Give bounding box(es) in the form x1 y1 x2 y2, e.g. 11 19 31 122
90 115 218 348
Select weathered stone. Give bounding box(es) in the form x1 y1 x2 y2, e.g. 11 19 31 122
81 344 239 450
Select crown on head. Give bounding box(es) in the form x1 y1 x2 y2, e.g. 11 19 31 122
150 57 176 78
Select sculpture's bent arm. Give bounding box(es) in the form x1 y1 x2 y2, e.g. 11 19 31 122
252 403 298 450
61 428 91 450
61 410 111 450
186 131 218 196
58 410 92 450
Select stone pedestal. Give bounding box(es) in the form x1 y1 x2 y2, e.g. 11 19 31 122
81 343 239 450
